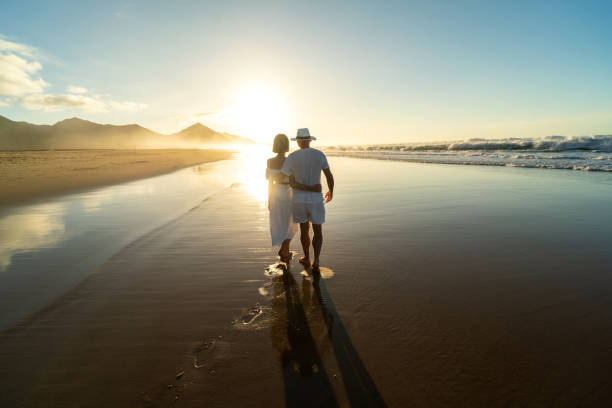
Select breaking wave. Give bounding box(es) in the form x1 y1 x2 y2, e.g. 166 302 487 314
326 135 612 153
323 135 612 172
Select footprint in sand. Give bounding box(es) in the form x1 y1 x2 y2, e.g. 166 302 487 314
264 262 287 277
232 303 270 331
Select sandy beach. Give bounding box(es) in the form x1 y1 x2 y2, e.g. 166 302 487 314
0 149 232 206
1 155 612 406
3 2 612 406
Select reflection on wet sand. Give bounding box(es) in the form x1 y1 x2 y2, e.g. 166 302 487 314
0 202 66 271
270 264 386 407
0 160 236 331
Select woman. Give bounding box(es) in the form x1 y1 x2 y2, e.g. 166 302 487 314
266 133 321 262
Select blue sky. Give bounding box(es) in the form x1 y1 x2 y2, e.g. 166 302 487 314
1 0 611 144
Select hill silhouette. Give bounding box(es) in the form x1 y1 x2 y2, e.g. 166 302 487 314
0 115 254 149
171 122 253 146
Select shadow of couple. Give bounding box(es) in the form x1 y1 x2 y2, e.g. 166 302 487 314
269 264 386 407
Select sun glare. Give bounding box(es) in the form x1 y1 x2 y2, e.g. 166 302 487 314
234 146 271 203
230 83 287 143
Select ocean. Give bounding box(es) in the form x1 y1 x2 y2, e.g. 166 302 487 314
324 135 612 171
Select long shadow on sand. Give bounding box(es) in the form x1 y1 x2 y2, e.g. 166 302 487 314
272 267 339 407
270 264 386 407
311 271 387 407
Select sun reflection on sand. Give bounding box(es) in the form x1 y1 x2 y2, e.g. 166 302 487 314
300 266 335 279
232 146 273 203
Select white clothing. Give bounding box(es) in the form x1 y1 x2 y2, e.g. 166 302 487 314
292 202 326 224
267 168 298 246
280 148 329 204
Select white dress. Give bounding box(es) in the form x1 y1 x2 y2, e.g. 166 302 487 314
268 168 298 246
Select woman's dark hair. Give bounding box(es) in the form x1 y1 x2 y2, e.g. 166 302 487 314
272 133 290 153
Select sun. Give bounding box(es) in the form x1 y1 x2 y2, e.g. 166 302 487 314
230 83 287 143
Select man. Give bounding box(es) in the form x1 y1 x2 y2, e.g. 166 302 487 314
281 128 334 270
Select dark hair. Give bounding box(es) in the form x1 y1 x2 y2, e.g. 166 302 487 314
273 133 289 153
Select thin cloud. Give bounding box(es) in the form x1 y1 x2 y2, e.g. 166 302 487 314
67 85 88 94
196 111 219 117
113 3 134 19
0 34 145 113
18 93 146 113
18 93 107 112
0 35 39 58
107 100 147 111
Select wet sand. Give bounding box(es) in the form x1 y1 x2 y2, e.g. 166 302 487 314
0 149 232 206
1 156 612 406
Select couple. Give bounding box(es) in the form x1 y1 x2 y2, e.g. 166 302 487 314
266 128 334 270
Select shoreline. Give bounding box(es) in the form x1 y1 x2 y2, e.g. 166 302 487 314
324 150 612 172
2 156 612 405
0 149 233 206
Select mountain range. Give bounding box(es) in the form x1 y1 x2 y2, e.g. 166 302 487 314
0 115 254 150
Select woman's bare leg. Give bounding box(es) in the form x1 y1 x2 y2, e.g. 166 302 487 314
280 239 291 261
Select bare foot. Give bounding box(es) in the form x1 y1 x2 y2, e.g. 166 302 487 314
299 257 311 268
280 251 292 263
278 249 289 262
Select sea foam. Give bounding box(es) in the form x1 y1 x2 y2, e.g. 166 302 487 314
324 135 612 172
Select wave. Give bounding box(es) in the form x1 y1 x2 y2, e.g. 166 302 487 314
323 148 612 173
325 135 612 153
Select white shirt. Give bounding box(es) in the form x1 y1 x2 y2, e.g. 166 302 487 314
281 147 329 203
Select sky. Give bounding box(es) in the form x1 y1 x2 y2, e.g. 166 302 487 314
1 0 612 145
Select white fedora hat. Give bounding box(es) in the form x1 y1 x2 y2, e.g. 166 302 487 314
291 128 317 141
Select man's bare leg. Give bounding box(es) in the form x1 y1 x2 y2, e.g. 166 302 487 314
312 224 323 269
299 222 311 266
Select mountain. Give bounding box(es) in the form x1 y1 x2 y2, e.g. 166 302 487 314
171 123 254 145
0 115 254 150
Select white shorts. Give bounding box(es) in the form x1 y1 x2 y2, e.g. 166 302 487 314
292 202 325 224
